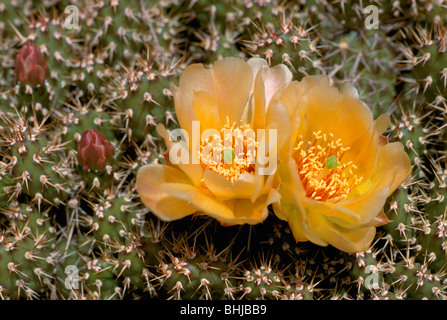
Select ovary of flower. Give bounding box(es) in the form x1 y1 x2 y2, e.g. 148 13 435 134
294 131 363 202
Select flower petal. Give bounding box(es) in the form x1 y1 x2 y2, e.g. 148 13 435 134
305 138 410 231
156 123 203 187
202 170 258 201
160 181 254 225
307 213 377 253
223 191 276 225
174 57 253 135
265 101 292 156
249 61 292 130
376 142 411 195
247 57 269 76
212 57 254 128
328 185 390 227
202 170 237 200
278 192 328 246
374 113 391 136
263 64 293 109
174 63 213 135
344 142 411 207
192 90 220 130
281 76 378 180
136 164 197 221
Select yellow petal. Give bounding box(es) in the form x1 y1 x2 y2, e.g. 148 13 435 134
263 64 293 107
273 172 326 246
136 164 197 221
278 192 328 246
307 213 377 253
251 126 282 202
272 202 287 221
160 181 267 225
223 193 274 225
301 196 361 224
281 76 378 179
265 101 292 156
373 113 391 136
174 64 214 135
328 186 390 227
377 142 412 195
238 57 268 125
250 68 267 130
237 175 262 201
212 57 254 128
249 60 292 130
160 182 235 220
318 142 410 229
340 82 360 100
202 170 257 200
192 90 220 130
202 170 236 200
276 81 303 134
175 57 253 134
247 57 269 76
344 141 410 203
156 123 203 187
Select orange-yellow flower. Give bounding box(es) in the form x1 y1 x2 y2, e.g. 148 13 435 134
271 76 411 253
136 57 292 225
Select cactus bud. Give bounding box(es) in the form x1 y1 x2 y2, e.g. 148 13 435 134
15 42 50 88
77 130 114 172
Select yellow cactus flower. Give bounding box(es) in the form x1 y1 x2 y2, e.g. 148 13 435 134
136 57 292 225
271 75 411 253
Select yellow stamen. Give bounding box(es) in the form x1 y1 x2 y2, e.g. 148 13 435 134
200 117 257 182
294 131 363 202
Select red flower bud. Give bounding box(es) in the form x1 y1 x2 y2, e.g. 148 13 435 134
15 42 50 88
77 129 115 172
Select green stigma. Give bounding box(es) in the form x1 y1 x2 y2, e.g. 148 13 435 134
223 148 236 163
325 155 338 169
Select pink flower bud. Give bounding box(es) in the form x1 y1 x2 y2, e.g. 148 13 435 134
15 42 50 88
77 130 115 172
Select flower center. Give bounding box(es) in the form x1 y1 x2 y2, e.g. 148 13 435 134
200 118 257 182
294 131 363 202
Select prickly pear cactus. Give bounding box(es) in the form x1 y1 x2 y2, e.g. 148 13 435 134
1 0 446 301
